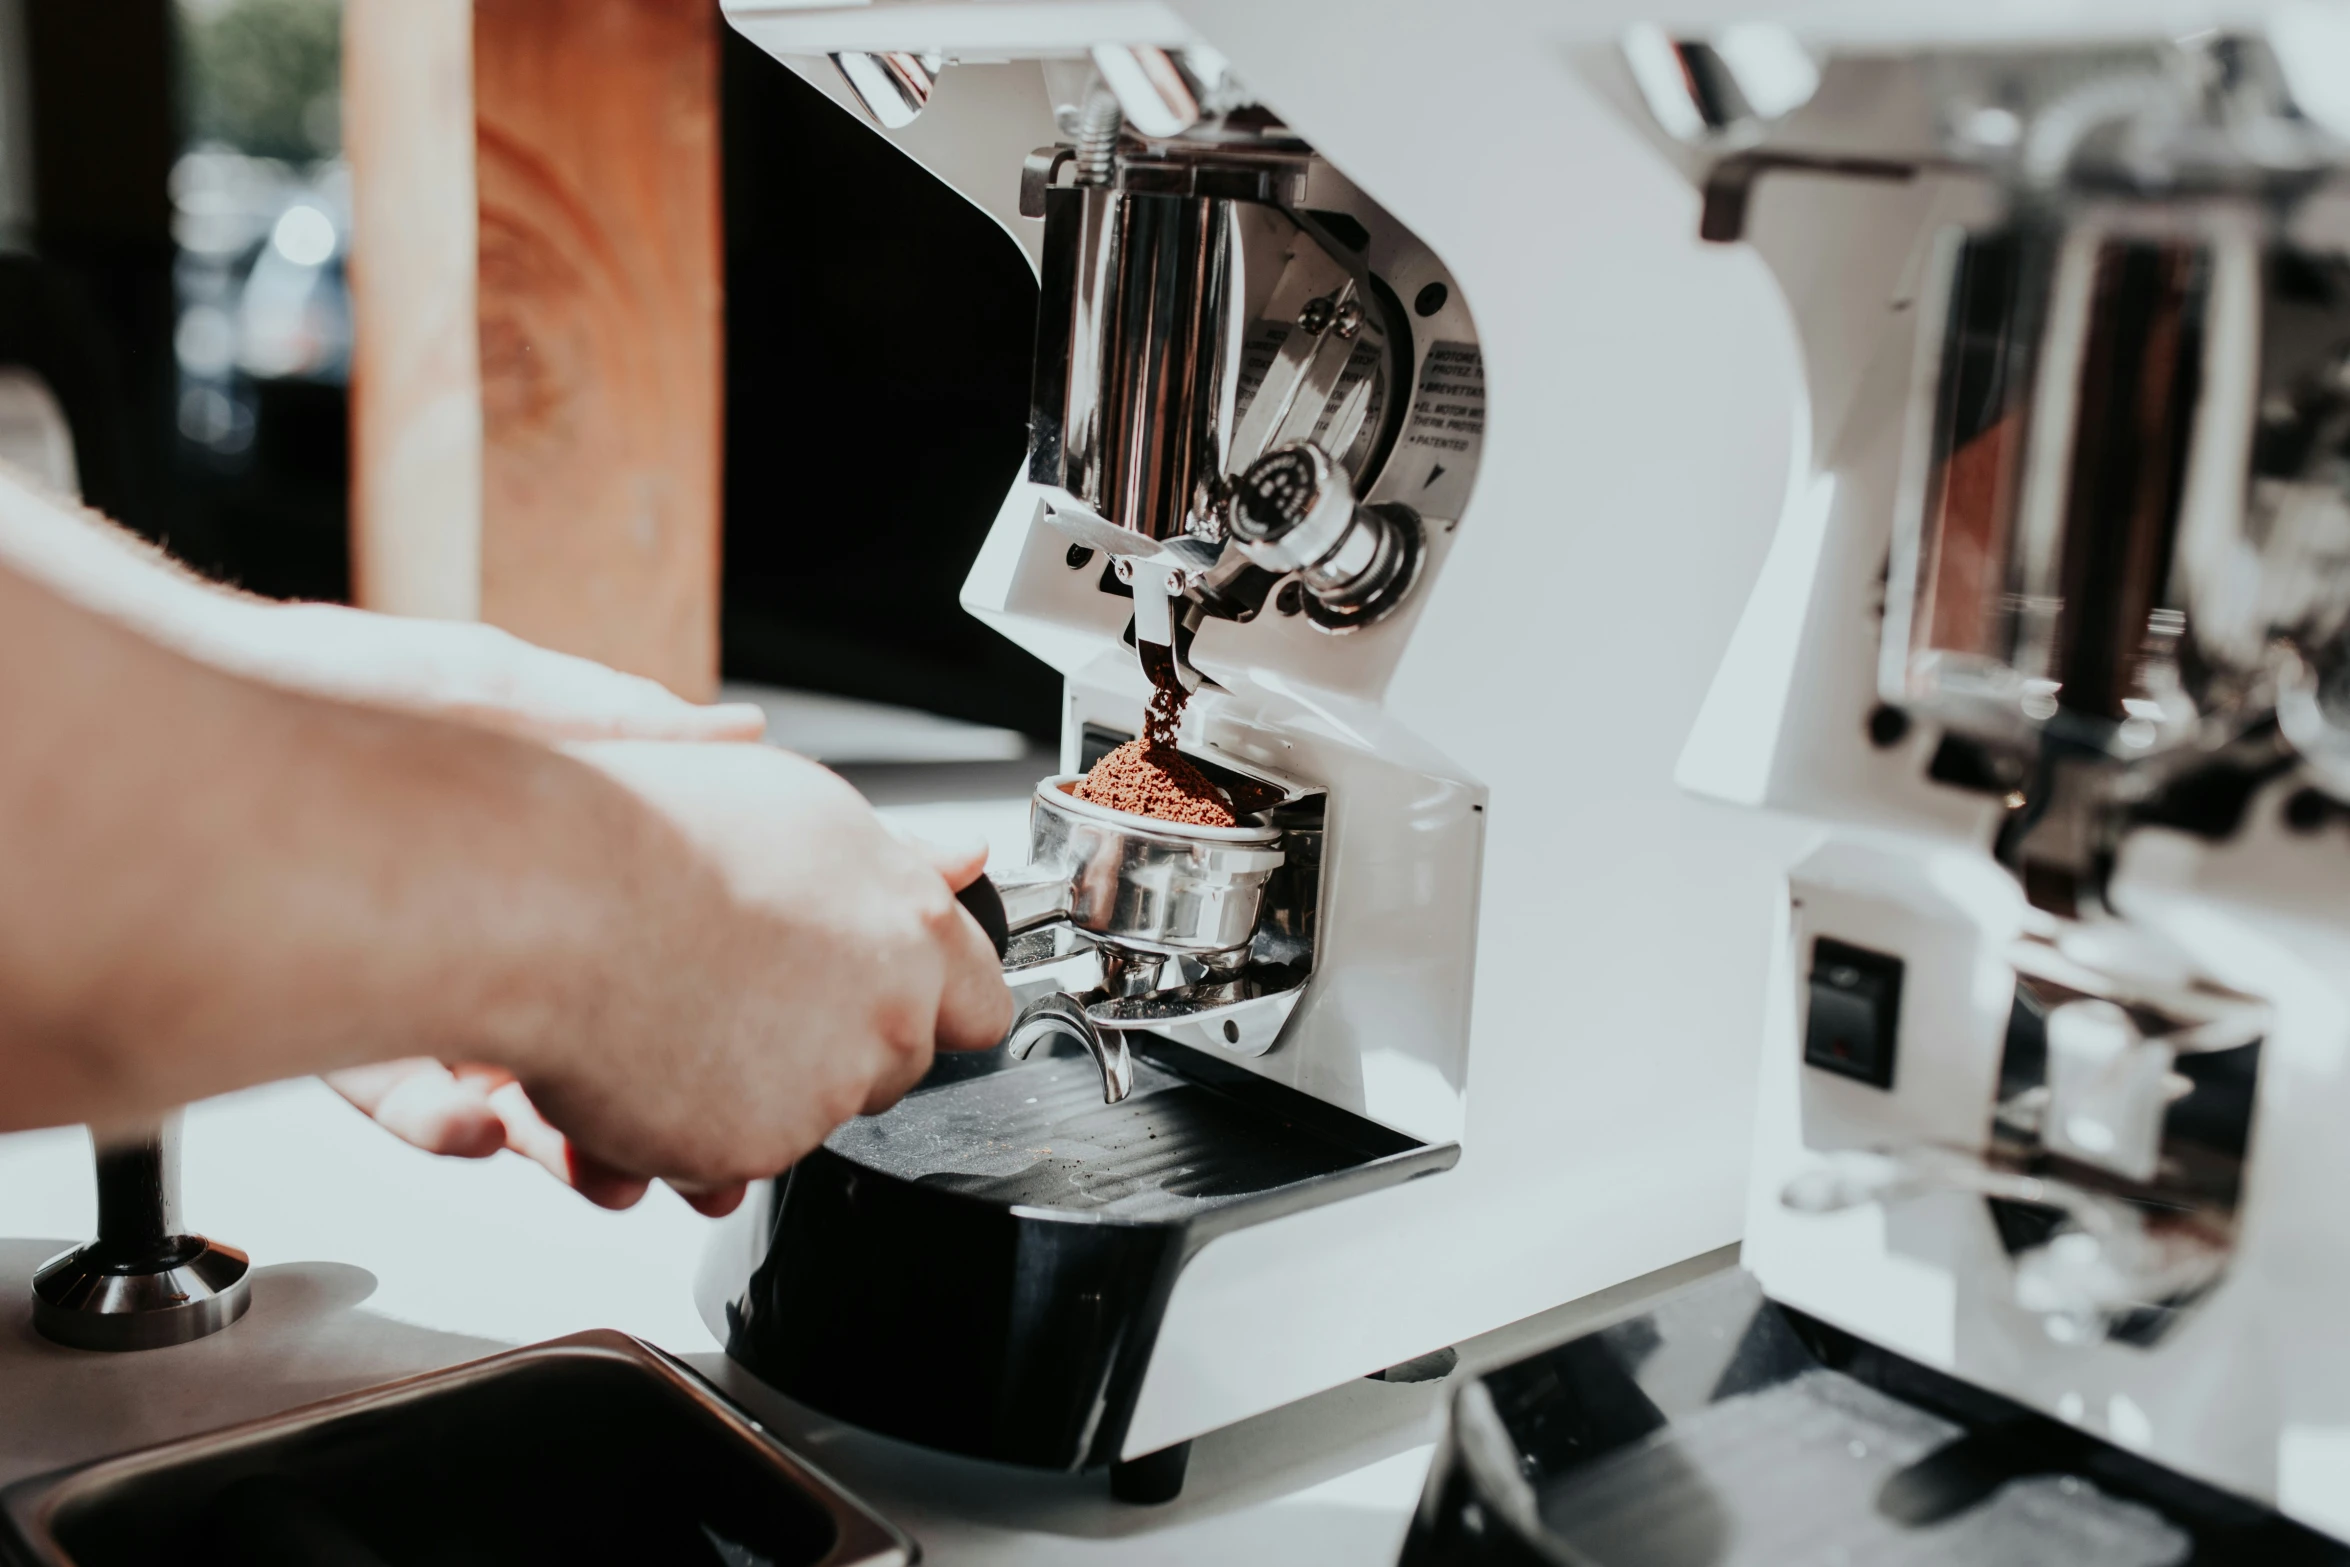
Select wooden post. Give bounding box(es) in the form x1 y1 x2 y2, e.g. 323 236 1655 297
344 0 482 622
346 0 723 699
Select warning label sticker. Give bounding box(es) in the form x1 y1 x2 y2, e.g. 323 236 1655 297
1403 341 1485 454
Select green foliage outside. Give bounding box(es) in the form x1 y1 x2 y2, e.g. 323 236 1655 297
179 0 343 162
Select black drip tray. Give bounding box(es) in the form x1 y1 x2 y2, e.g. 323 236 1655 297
1532 1370 2188 1564
3 1332 910 1567
1401 1269 2350 1566
833 1043 1410 1219
721 1036 1459 1471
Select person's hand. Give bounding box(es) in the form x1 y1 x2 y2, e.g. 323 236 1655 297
454 741 1012 1203
325 1059 707 1212
328 807 995 1214
236 602 766 744
280 603 769 1188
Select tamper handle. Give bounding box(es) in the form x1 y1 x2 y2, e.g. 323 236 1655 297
93 1119 180 1253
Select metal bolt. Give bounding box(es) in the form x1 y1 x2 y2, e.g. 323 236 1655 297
2286 787 2333 833
1298 296 1335 335
1334 300 1364 340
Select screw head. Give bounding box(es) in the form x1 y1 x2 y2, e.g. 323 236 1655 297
1334 300 1364 340
1298 295 1335 335
1275 580 1305 616
1066 543 1095 570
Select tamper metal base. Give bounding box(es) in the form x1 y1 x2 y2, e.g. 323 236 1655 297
31 1236 251 1352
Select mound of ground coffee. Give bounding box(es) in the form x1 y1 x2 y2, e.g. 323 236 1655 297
1074 739 1236 827
1076 632 1240 826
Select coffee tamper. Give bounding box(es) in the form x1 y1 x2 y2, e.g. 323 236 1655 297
31 1113 251 1351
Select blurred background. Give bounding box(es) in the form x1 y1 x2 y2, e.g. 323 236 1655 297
6 0 1058 738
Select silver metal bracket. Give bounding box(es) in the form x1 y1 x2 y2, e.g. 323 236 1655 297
830 51 940 130
1007 991 1134 1104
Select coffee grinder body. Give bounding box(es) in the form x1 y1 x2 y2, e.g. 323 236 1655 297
701 0 1776 1485
1602 18 2350 1541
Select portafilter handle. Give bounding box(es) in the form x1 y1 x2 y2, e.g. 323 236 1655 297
956 874 1011 956
958 870 1080 955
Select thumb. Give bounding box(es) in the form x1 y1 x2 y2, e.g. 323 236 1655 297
901 831 992 890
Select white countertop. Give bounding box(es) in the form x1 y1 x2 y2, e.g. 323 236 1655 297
0 1078 1723 1563
0 759 1723 1562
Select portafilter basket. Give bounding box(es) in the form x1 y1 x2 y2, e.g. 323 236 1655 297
967 776 1287 1104
995 776 1285 958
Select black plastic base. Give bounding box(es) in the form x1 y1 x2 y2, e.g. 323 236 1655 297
1401 1269 2350 1566
719 1034 1456 1472
1109 1441 1191 1505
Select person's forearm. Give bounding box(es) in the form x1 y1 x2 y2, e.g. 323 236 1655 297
0 462 429 700
0 563 699 1128
0 463 763 745
0 461 275 655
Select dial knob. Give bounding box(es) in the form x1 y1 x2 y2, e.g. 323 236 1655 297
1229 442 1422 628
1231 444 1350 568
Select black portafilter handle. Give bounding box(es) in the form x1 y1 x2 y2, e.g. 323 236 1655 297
956 874 1010 958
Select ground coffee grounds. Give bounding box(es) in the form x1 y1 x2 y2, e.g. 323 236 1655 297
1072 650 1240 826
1074 739 1237 827
1141 661 1185 750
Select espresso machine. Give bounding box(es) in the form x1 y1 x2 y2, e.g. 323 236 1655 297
1404 12 2350 1557
698 0 1777 1501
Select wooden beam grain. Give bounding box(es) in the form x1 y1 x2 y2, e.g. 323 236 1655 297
471 0 723 699
343 0 483 620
